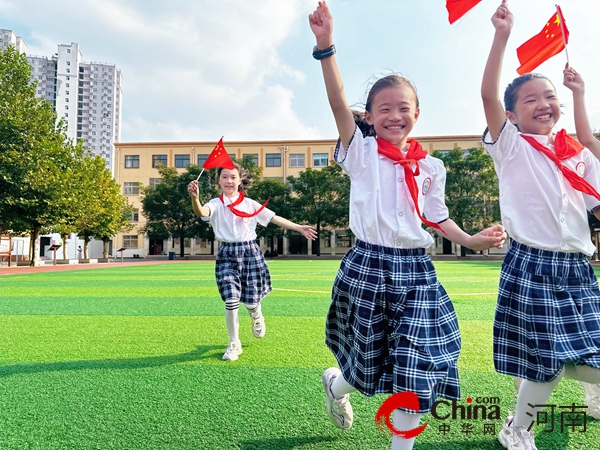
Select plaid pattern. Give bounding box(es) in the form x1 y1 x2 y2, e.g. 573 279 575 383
494 240 600 382
215 241 271 307
326 240 461 414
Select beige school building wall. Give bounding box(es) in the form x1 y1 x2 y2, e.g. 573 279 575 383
112 134 506 258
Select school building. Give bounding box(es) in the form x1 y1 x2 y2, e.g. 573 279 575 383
113 134 511 259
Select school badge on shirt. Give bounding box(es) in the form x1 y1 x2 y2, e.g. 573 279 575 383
422 177 432 195
576 162 586 176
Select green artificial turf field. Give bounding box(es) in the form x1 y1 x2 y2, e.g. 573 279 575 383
0 260 598 449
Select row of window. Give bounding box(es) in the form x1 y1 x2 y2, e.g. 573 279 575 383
124 153 329 169
123 178 162 195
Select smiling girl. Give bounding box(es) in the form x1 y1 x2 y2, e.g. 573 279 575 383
309 2 505 449
188 163 316 361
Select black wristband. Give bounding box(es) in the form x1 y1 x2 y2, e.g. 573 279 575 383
312 44 336 60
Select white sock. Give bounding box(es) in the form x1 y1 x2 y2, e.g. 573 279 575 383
247 303 262 319
391 410 422 450
564 363 600 384
330 372 357 399
513 373 563 428
225 301 240 343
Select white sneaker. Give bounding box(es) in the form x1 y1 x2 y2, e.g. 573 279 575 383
252 316 266 338
322 368 353 430
498 415 537 450
222 341 242 361
581 382 600 420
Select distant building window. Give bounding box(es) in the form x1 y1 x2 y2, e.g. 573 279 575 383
243 154 259 166
149 178 162 189
266 153 281 167
175 154 190 168
130 209 139 222
313 153 328 167
290 154 305 168
198 154 208 166
67 49 71 53
123 235 138 248
124 155 139 168
152 155 167 168
66 68 70 73
124 182 140 195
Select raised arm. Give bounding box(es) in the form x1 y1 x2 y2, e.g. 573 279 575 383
309 1 355 149
563 64 600 160
187 180 210 217
481 0 513 141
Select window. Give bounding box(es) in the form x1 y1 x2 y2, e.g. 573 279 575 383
66 68 70 73
198 154 208 166
289 154 305 168
174 154 190 168
123 235 138 248
67 61 70 66
243 154 259 166
152 154 167 168
124 155 139 168
149 178 162 189
228 153 236 161
66 83 69 88
130 209 139 222
124 182 140 195
266 153 281 167
313 153 328 167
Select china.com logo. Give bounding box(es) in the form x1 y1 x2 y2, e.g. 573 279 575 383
376 392 501 438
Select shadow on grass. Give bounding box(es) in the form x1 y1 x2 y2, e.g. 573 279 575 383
239 436 338 450
0 344 223 377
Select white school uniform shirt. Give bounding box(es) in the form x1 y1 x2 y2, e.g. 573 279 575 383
202 193 275 243
335 127 449 248
484 120 600 256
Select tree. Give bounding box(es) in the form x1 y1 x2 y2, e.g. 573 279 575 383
433 147 500 253
286 163 350 256
0 46 87 264
140 164 216 257
74 154 134 258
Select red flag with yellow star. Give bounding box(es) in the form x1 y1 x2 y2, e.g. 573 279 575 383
446 0 482 24
516 6 569 75
203 138 235 170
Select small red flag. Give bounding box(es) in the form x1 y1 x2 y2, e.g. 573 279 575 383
446 0 482 24
516 6 569 75
203 138 235 170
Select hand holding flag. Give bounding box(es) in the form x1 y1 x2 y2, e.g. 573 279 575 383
516 5 569 75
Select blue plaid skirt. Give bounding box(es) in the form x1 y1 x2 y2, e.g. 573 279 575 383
215 241 271 306
494 241 600 382
325 240 461 414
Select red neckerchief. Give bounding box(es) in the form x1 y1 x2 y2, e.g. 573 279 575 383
220 192 269 218
376 137 445 233
520 130 600 201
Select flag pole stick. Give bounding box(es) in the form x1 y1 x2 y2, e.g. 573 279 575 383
195 168 204 181
556 4 569 65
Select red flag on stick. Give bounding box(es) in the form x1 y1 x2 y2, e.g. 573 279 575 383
516 6 569 75
203 138 235 170
446 0 482 24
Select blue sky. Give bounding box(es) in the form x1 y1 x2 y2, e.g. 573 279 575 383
2 0 599 143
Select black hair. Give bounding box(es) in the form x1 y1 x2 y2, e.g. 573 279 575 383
503 73 554 112
216 162 252 194
352 74 420 138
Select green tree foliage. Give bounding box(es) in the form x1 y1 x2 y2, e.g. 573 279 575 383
286 163 350 256
140 165 216 257
433 147 500 237
0 46 134 263
0 46 81 263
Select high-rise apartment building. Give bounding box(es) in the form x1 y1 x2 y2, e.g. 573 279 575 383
1 30 123 173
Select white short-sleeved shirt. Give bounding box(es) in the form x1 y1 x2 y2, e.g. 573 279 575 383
484 121 600 255
336 127 449 248
202 194 275 243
